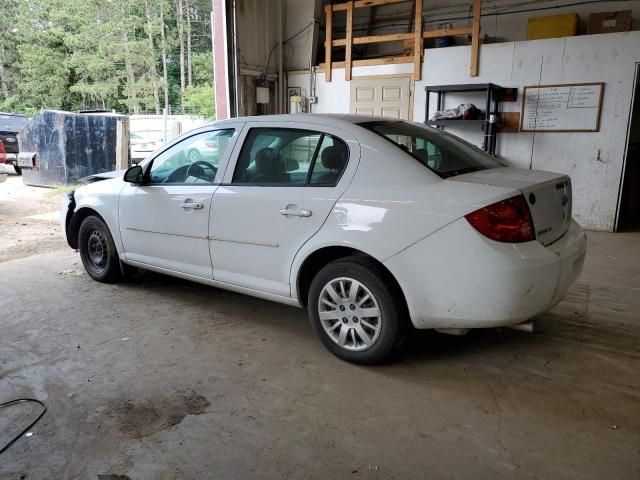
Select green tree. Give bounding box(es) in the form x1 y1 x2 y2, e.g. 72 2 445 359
183 85 214 119
0 0 213 115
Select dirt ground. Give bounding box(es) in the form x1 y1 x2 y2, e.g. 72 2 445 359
1 174 639 479
0 174 66 263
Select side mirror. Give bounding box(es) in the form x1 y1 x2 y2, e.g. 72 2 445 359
124 165 144 184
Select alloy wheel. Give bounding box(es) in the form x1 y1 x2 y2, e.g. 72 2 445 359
317 277 382 351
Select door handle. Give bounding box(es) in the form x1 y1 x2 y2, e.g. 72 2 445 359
180 201 203 210
280 207 312 217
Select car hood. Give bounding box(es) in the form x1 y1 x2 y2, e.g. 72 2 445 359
79 169 126 183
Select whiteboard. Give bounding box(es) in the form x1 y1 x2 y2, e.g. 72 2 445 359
520 83 604 132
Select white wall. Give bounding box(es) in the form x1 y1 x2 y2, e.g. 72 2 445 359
288 63 414 113
285 0 318 71
289 31 640 231
424 0 640 44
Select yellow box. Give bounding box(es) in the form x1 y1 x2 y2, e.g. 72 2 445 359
527 13 579 40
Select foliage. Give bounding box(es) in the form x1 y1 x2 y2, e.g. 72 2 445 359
0 0 214 116
183 85 215 119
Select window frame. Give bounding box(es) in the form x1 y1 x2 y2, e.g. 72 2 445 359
227 127 350 188
140 127 239 187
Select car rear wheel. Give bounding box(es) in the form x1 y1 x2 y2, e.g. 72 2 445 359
78 215 121 283
308 257 405 364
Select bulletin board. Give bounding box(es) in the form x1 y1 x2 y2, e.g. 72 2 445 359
520 83 604 132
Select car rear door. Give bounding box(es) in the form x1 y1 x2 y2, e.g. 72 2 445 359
210 121 359 297
119 125 242 278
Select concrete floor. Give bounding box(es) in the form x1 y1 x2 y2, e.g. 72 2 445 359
1 175 639 479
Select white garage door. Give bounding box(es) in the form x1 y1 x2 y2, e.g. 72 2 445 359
350 76 411 120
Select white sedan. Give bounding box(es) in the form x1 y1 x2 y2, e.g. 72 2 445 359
61 114 586 364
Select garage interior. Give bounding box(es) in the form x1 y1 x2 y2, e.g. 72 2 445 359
2 0 640 479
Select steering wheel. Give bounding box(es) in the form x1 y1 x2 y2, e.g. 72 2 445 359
185 160 217 181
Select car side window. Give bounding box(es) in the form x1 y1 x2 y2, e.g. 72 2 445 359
231 128 348 186
148 129 235 185
308 135 349 185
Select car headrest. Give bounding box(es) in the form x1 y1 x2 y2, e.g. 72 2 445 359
255 148 283 174
321 144 348 170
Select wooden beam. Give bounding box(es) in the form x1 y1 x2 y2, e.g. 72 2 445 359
345 1 353 81
422 26 472 38
320 55 414 70
332 0 411 10
470 0 481 77
324 4 332 82
330 32 414 47
413 0 423 81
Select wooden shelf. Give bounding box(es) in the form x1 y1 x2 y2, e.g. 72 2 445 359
324 0 482 82
426 119 485 126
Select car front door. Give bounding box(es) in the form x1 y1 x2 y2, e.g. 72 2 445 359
210 122 359 296
119 126 241 278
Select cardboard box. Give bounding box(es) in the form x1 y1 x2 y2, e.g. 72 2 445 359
588 11 632 34
527 13 579 40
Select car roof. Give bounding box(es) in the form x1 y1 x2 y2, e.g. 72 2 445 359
209 113 387 130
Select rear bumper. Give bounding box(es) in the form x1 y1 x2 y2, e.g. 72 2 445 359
384 218 586 329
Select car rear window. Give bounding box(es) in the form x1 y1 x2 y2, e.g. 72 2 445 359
359 120 503 178
0 114 29 133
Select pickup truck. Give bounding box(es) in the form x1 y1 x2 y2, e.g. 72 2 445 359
0 112 29 174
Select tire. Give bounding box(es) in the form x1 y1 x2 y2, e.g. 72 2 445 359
13 165 21 175
78 215 121 283
308 257 406 365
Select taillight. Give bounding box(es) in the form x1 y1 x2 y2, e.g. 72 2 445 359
465 195 535 243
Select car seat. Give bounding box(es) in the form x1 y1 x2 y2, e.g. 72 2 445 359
315 144 348 184
251 148 290 183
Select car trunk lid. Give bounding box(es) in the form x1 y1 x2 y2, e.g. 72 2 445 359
450 167 572 246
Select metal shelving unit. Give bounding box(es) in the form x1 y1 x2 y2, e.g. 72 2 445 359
424 83 502 155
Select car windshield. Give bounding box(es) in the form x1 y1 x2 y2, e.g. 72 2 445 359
0 114 29 133
359 120 504 179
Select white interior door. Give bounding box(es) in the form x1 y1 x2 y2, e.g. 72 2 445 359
350 76 411 120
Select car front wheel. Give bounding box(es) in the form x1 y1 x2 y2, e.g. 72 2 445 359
78 215 121 283
308 257 405 364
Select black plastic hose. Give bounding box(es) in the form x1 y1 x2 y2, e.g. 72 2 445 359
0 398 47 455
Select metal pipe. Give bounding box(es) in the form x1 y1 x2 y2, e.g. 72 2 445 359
278 0 284 114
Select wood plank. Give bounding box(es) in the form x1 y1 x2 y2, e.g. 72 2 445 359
332 0 411 10
325 4 332 82
355 0 411 7
345 1 353 81
320 55 414 69
413 0 423 81
330 32 414 47
470 0 481 77
422 26 472 38
115 119 129 170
